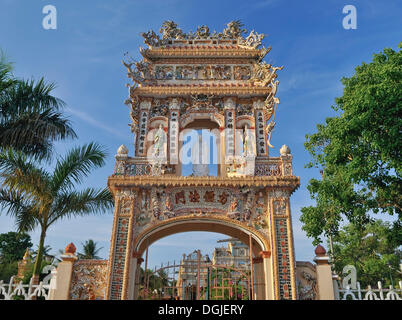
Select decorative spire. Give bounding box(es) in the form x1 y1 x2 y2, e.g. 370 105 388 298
141 20 266 49
65 242 76 255
117 144 129 156
314 244 327 256
23 248 30 261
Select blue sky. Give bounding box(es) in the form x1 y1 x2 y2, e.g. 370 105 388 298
0 0 401 268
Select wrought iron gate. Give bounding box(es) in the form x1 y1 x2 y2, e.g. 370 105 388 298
138 262 255 300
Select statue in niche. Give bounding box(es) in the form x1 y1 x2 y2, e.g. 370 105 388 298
153 124 165 157
192 135 209 176
241 125 253 156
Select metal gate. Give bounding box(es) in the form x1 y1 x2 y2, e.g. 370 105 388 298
138 262 252 300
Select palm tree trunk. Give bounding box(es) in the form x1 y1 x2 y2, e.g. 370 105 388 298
32 228 46 284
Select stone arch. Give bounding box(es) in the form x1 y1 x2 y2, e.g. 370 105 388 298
236 115 254 129
149 116 168 129
180 112 224 129
129 216 273 300
133 216 269 256
178 114 225 176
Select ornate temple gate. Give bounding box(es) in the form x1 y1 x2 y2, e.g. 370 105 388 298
105 21 300 300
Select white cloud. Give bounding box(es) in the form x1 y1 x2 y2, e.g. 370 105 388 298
66 107 127 139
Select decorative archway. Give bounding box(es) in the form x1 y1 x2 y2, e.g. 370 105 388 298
108 21 300 300
128 216 271 300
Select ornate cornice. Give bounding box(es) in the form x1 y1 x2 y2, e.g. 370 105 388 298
142 47 267 60
150 58 255 64
108 175 300 193
132 84 272 96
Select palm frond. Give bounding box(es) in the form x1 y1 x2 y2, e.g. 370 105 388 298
0 148 52 202
47 188 113 227
0 51 16 94
51 142 108 192
0 188 39 233
0 78 77 159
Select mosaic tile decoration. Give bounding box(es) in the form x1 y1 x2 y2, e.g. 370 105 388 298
109 217 130 300
275 218 292 299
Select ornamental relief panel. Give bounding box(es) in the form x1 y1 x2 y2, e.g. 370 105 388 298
70 261 107 300
273 199 287 216
152 64 252 81
133 187 269 236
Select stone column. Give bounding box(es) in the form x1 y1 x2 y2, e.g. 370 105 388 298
253 99 268 157
268 188 297 300
133 256 144 300
127 252 143 300
223 98 236 175
252 256 265 300
136 100 151 157
106 190 137 300
49 243 77 300
280 145 293 176
169 98 180 169
314 245 335 300
260 250 274 300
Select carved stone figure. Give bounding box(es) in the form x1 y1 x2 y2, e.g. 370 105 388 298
204 191 215 202
241 125 253 156
122 59 154 85
251 62 283 87
141 30 160 47
155 66 174 80
196 25 210 38
242 189 255 221
218 192 229 205
222 20 247 39
176 66 193 80
175 191 186 204
160 20 183 40
189 190 200 203
151 189 161 220
227 198 240 220
254 214 267 229
238 30 265 49
266 120 276 148
234 66 251 80
153 124 165 157
161 193 175 218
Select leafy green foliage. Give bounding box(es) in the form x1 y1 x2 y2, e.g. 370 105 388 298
0 144 114 277
78 239 103 260
301 44 402 245
330 220 401 287
0 231 32 263
138 267 173 300
0 260 18 282
0 51 76 160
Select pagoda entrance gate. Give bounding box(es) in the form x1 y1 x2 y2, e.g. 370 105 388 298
106 21 300 300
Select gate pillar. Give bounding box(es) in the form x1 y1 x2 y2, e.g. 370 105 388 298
268 187 298 300
260 250 274 300
252 256 265 300
106 191 137 300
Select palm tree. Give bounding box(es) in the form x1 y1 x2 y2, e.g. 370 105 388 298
0 51 76 160
0 143 114 281
78 239 103 260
